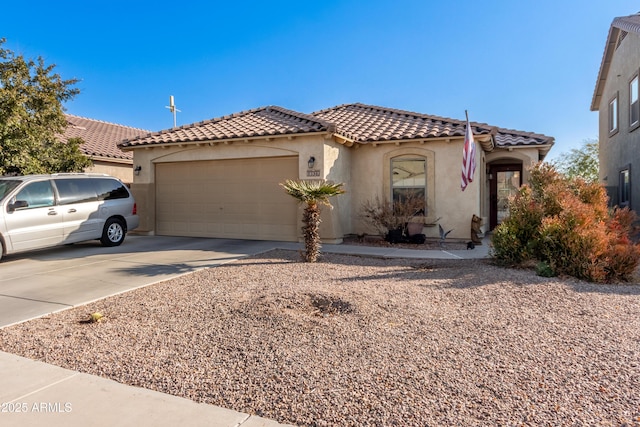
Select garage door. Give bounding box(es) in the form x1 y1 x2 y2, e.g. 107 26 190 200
155 157 299 241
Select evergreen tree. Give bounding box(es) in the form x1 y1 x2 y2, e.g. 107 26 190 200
0 38 91 175
551 138 599 183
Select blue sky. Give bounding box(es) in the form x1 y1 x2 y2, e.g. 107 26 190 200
3 1 639 160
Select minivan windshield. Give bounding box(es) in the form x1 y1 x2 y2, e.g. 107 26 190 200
0 180 21 203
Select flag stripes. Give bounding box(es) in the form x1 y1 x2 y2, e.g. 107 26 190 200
461 112 476 191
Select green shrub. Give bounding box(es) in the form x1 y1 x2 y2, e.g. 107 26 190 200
492 163 640 283
490 185 543 265
490 221 526 265
535 261 556 277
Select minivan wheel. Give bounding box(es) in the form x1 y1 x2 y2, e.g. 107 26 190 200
101 218 126 247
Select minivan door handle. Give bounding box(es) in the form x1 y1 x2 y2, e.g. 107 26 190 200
47 210 58 216
67 209 77 213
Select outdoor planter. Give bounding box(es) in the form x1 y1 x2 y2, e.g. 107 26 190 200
385 227 405 243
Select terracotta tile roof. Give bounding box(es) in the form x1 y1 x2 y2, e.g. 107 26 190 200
612 13 640 34
64 115 149 161
312 103 553 148
118 103 553 151
119 106 334 148
313 103 478 142
492 128 554 147
592 13 640 111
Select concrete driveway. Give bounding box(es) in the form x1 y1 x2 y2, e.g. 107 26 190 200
0 235 296 328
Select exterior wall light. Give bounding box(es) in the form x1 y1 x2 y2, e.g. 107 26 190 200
134 165 142 175
308 156 316 169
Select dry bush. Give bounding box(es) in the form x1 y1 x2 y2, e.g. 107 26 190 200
492 163 640 282
360 194 426 237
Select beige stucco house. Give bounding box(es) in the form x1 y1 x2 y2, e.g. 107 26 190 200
119 103 554 243
591 12 640 210
63 114 148 183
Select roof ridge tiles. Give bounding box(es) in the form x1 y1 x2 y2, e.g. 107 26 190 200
65 114 150 133
121 106 266 143
493 127 550 139
612 13 640 34
120 105 337 146
316 102 487 129
119 103 553 148
314 103 502 135
266 105 337 132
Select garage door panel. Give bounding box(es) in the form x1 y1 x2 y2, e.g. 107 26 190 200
156 157 299 241
261 204 297 220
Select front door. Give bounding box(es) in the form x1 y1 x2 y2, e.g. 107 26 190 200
489 164 522 230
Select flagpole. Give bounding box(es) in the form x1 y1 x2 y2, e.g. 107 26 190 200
465 109 469 123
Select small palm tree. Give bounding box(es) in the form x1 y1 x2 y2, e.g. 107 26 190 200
280 179 345 262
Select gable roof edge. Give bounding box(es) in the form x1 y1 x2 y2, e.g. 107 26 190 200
591 14 640 111
591 25 620 111
612 14 640 33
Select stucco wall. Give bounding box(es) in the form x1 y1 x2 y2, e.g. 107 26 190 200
129 134 350 241
321 140 351 241
128 134 540 242
598 31 640 208
349 139 481 241
86 161 133 184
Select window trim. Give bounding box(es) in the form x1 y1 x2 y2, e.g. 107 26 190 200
619 166 631 209
608 92 619 136
629 72 639 132
383 148 436 224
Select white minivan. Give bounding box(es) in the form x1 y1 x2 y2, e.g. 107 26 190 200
0 173 139 261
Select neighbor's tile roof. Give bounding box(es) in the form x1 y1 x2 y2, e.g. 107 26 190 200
118 103 553 150
612 13 640 33
313 103 554 148
64 115 149 161
592 13 640 111
119 106 334 148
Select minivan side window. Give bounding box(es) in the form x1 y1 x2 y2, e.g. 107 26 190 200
94 179 129 200
54 179 99 205
0 180 21 203
14 181 55 209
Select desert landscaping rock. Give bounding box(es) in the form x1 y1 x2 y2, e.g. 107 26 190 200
1 250 639 426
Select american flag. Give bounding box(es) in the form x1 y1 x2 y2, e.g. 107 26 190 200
461 112 476 191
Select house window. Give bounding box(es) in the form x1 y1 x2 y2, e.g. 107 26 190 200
391 158 426 206
609 95 618 135
630 74 639 130
619 169 630 208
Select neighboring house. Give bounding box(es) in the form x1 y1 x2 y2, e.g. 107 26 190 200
63 114 149 183
592 12 640 210
119 103 553 243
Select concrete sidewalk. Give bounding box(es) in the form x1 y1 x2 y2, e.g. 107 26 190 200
0 352 293 427
317 240 490 260
0 239 489 427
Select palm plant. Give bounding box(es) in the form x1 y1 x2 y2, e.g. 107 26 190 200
280 179 345 262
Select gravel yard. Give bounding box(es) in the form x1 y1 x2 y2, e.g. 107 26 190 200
1 250 639 426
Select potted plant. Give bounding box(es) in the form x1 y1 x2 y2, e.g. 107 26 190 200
361 194 426 243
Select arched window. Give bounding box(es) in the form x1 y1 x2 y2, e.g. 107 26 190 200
383 148 435 223
391 157 426 204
